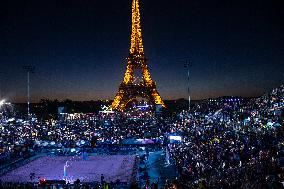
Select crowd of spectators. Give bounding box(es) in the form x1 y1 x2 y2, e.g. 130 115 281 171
169 85 284 188
0 111 168 159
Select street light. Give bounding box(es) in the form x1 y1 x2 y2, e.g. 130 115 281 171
184 60 191 111
23 65 35 119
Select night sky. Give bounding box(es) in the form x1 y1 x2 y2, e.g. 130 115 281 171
1 0 284 102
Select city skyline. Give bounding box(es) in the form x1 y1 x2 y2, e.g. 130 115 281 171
1 0 284 103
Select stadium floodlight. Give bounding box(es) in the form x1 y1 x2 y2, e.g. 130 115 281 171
23 65 35 119
0 99 5 107
184 60 191 111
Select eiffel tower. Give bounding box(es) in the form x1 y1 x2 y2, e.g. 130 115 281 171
112 0 165 111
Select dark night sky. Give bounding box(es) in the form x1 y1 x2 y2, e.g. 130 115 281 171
1 0 284 102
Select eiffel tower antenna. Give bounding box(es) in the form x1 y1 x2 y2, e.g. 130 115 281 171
112 0 165 111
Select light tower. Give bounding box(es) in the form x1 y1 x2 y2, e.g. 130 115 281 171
184 60 191 111
23 65 35 118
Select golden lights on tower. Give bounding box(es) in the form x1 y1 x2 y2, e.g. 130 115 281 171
123 64 134 84
130 0 144 54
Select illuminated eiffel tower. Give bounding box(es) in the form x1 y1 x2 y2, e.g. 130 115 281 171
112 0 165 111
